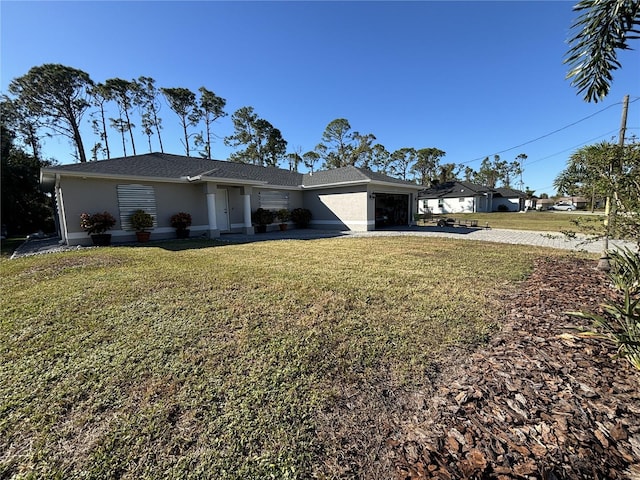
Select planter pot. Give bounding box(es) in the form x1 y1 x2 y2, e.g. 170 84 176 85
255 225 267 233
176 229 190 239
91 233 112 246
136 231 151 243
279 223 288 231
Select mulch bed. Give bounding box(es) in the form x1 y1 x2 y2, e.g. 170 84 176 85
392 256 640 479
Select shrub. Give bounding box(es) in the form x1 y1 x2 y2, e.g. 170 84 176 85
130 210 154 232
80 212 116 235
252 208 275 226
497 204 509 212
277 208 291 223
291 208 312 228
170 212 192 230
568 247 640 370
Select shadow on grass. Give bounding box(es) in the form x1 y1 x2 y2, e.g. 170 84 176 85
1 237 27 257
410 225 483 235
115 230 351 252
11 226 491 257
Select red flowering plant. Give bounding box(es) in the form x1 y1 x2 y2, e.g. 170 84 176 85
170 212 192 231
80 211 116 235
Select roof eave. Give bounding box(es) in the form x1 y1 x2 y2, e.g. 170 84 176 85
198 175 266 186
40 169 196 185
371 179 423 190
302 179 370 189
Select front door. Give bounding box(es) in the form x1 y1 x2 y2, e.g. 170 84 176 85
216 189 229 232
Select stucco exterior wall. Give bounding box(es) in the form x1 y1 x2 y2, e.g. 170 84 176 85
492 197 521 212
303 186 370 231
420 195 495 214
59 177 209 245
423 197 475 214
59 177 121 245
247 188 304 232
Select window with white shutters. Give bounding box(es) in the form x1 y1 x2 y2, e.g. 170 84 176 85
259 191 289 210
117 184 157 230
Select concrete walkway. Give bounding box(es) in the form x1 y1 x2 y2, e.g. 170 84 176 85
10 226 636 259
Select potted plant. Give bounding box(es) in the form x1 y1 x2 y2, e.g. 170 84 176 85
276 208 291 231
252 208 274 233
80 211 116 246
130 209 154 242
170 212 192 239
291 208 312 229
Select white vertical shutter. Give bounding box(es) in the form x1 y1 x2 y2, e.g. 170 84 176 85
117 184 157 230
259 191 289 210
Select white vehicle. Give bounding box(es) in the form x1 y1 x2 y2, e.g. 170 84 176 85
550 202 577 211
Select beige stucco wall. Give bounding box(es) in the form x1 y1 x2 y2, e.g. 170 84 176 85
247 188 304 232
303 186 370 231
303 184 419 231
59 177 210 245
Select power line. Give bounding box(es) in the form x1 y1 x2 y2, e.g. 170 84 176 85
526 126 639 193
524 129 620 166
459 97 639 166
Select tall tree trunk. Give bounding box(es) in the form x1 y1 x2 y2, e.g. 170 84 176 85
182 120 190 157
153 109 164 153
100 106 110 159
70 118 86 162
124 109 136 156
205 118 212 159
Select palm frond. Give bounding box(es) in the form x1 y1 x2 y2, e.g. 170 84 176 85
565 0 640 102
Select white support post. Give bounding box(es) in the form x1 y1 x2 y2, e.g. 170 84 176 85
243 195 252 228
206 193 219 237
241 194 254 234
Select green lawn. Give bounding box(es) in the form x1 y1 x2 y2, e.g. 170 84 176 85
0 237 580 479
423 211 605 233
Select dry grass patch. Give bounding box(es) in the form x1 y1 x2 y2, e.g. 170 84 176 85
1 237 573 478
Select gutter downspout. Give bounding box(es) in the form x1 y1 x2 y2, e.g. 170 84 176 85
55 174 69 245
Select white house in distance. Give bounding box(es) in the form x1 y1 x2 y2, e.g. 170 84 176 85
417 181 528 214
40 153 424 246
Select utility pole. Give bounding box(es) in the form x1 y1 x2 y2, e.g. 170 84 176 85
598 94 629 271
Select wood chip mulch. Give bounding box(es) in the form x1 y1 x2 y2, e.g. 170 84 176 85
392 256 640 479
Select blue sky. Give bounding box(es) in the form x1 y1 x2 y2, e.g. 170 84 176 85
2 1 639 195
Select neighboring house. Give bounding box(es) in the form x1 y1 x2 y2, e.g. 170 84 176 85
536 198 555 211
40 152 423 246
418 181 494 214
556 196 589 209
417 181 527 214
493 187 528 212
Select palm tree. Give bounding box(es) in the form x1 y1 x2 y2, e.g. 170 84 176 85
565 0 640 103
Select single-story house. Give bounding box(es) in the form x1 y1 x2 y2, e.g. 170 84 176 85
40 152 423 246
535 198 555 210
493 187 528 212
556 196 589 209
417 181 528 214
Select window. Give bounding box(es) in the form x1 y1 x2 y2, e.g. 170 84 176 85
437 199 444 208
459 197 464 202
259 191 289 210
117 184 157 230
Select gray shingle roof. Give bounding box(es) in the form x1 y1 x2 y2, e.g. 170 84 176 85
419 182 528 199
493 187 527 198
418 181 493 199
42 153 421 190
302 165 420 188
42 153 303 186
